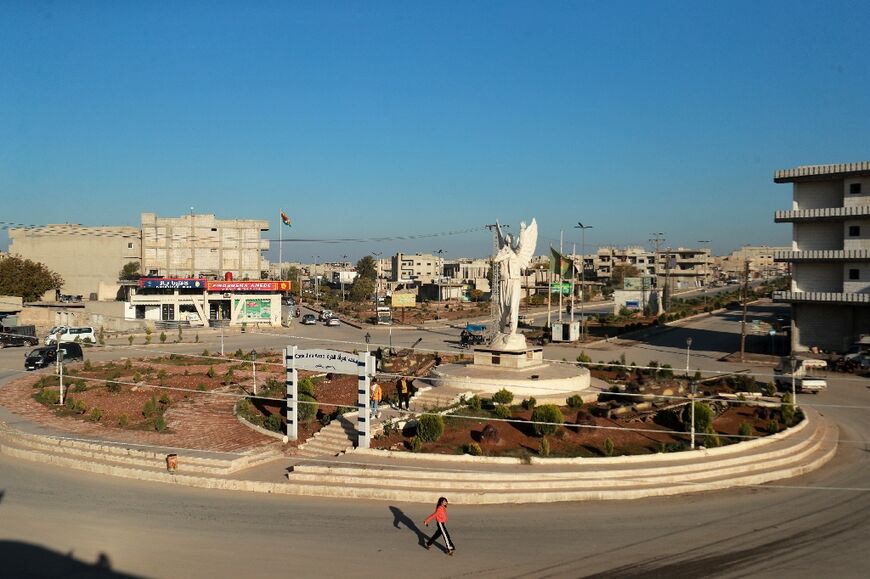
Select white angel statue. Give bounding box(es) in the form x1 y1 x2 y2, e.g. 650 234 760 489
492 218 538 350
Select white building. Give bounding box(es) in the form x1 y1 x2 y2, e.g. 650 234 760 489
391 252 444 284
773 161 870 352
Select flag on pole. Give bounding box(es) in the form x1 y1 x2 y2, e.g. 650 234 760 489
549 246 576 278
280 211 292 227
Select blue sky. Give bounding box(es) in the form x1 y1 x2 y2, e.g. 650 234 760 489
2 1 868 262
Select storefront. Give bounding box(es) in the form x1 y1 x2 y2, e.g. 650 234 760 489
126 278 291 327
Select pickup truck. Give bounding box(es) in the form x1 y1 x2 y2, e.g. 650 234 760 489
774 358 828 394
0 324 38 348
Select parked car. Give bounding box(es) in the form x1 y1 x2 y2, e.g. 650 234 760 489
0 324 38 348
25 343 84 371
325 317 340 327
301 314 317 325
45 326 96 345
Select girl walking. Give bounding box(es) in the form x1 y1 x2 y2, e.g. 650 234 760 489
424 497 455 555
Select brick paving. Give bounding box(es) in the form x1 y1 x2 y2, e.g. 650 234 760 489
0 377 283 454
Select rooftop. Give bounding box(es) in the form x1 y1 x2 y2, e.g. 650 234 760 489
774 161 870 183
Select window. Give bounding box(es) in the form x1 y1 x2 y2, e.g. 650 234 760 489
849 269 860 280
850 183 862 194
849 225 860 237
127 242 133 249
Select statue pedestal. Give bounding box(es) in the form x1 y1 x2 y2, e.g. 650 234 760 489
473 347 544 370
488 332 528 352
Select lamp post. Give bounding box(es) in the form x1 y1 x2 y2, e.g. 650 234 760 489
364 332 371 353
689 380 698 450
686 336 693 378
372 252 383 322
575 222 593 341
698 240 711 308
790 355 797 409
251 350 257 396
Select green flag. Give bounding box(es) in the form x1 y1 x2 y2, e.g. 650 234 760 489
549 247 576 278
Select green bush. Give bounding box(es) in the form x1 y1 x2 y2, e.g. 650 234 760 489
132 371 142 383
468 395 482 410
659 364 673 378
202 348 210 357
531 404 564 437
298 393 318 422
83 359 93 371
703 432 721 448
124 358 132 370
416 414 445 442
89 408 102 422
566 394 584 408
159 331 167 344
73 379 87 392
197 383 207 391
576 351 592 364
207 366 216 379
298 376 316 398
603 437 615 456
494 404 512 419
118 413 129 427
264 413 282 432
763 381 776 396
223 368 235 385
491 388 514 405
781 400 795 427
462 442 483 456
34 389 60 405
521 397 537 410
65 395 75 410
106 380 121 393
157 369 167 381
539 436 550 457
74 400 87 414
738 422 752 438
767 419 780 434
683 402 714 433
408 436 423 452
128 335 134 346
159 392 171 406
154 416 167 432
234 348 244 358
143 395 158 419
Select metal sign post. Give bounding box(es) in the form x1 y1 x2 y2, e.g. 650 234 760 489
284 346 298 441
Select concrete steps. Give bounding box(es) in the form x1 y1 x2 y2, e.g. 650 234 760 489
407 386 470 413
0 423 283 475
295 413 357 458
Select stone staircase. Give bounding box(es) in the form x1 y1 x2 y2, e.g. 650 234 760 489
407 386 471 414
295 412 357 458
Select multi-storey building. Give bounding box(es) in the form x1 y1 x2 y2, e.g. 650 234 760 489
140 212 269 280
773 161 870 353
655 248 712 290
391 252 444 283
9 224 141 299
589 247 656 282
720 245 789 278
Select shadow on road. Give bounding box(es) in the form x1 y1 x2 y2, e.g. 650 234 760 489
389 505 428 548
0 540 140 578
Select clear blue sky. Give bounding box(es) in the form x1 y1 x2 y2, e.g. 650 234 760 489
2 1 868 262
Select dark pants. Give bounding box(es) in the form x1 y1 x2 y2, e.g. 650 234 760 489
427 521 454 551
398 393 410 409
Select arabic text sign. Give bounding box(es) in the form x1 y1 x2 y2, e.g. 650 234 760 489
139 278 205 289
207 280 290 292
292 349 363 374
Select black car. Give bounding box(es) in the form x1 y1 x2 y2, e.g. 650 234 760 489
25 343 84 371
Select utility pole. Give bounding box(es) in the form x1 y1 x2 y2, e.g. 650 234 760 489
649 233 665 313
740 259 749 362
576 222 593 341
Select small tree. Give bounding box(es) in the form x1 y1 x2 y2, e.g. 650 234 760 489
119 261 141 281
159 331 167 344
417 414 445 442
531 404 564 437
491 388 514 405
603 437 615 456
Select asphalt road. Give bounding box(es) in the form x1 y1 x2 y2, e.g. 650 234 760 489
1 305 868 578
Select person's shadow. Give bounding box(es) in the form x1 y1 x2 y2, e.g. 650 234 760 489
389 506 429 549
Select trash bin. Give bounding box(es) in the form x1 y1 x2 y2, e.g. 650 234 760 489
166 453 178 473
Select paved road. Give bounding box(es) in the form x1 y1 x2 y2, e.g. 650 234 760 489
1 305 869 578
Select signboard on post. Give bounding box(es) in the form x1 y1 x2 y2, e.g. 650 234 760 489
391 293 416 308
550 282 571 295
285 347 374 448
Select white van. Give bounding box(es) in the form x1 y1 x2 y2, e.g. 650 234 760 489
45 326 96 345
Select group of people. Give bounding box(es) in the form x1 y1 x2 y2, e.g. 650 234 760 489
369 375 415 419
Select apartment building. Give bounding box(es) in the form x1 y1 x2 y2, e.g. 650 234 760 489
391 252 443 283
655 248 712 290
773 161 870 352
590 246 656 282
720 245 789 278
140 212 269 280
9 224 141 299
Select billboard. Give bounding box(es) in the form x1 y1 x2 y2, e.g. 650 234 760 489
207 280 290 292
391 293 417 308
550 282 571 296
234 298 272 320
139 278 205 290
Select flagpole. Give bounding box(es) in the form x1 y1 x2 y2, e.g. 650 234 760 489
547 246 552 329
571 242 576 324
558 231 563 324
279 209 283 279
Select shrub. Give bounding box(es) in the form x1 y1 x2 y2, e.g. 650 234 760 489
576 351 592 365
197 383 207 391
494 404 512 419
116 413 128 427
132 371 142 383
157 369 167 381
781 398 795 426
124 358 132 370
298 393 318 422
83 359 93 371
767 419 780 434
154 416 166 432
177 326 183 342
159 331 167 344
462 442 483 456
298 376 316 398
74 400 87 414
539 436 550 457
603 437 615 456
128 335 134 346
89 407 102 422
202 348 210 357
521 397 537 411
234 348 244 358
738 422 752 438
264 413 282 432
703 432 721 448
468 395 482 411
105 380 120 394
34 389 60 405
683 402 714 433
143 395 158 419
73 379 87 392
159 392 171 406
491 388 514 405
408 436 423 452
223 368 235 385
531 404 564 437
207 366 216 379
98 327 106 345
659 364 673 378
763 382 777 397
65 395 76 410
417 414 445 442
566 394 584 408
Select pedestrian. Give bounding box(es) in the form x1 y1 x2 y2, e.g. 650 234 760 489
396 376 411 410
370 379 383 419
424 496 455 555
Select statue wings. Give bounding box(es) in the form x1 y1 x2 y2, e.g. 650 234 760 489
515 218 537 267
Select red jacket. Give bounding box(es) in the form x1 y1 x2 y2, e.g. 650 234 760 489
425 504 448 525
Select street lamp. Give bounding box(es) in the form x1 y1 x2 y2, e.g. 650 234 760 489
364 332 371 353
698 240 711 308
372 252 383 321
686 336 693 378
789 355 797 410
689 380 698 450
575 222 593 341
251 350 257 396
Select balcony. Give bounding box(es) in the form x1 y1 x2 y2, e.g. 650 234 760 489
774 206 870 222
773 291 870 305
774 249 870 262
